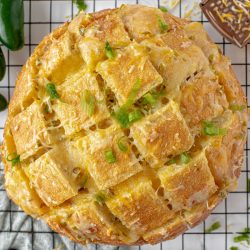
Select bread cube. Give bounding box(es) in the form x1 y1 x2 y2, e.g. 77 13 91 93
130 100 194 168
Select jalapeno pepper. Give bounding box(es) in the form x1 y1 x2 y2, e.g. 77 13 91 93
0 93 7 111
0 0 24 51
0 47 5 81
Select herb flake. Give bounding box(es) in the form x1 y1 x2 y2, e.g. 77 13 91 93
7 152 20 166
46 83 60 99
202 121 227 137
105 149 116 164
158 16 169 33
159 6 168 12
105 42 115 59
205 221 221 233
73 0 87 12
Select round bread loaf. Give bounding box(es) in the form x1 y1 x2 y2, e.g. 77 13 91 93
2 4 248 245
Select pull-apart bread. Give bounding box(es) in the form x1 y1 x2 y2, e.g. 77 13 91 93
2 4 248 245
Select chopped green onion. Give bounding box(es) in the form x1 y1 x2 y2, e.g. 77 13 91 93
81 90 96 116
105 149 116 164
114 79 143 127
232 228 250 245
233 234 249 243
158 17 169 33
205 221 221 233
113 108 130 128
202 121 227 136
229 104 247 112
105 42 115 59
230 247 238 250
117 136 129 152
73 0 87 11
128 110 143 123
142 93 157 106
0 93 8 112
166 158 176 165
180 152 190 164
248 179 250 192
94 192 106 204
7 152 20 166
46 83 60 99
124 78 142 109
159 6 168 12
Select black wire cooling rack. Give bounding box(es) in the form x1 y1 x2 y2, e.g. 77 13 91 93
0 1 249 250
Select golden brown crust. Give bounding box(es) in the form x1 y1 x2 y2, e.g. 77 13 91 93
2 4 247 246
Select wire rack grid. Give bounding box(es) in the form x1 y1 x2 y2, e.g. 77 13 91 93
0 0 249 250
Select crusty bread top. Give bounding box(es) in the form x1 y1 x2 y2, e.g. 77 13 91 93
2 5 247 246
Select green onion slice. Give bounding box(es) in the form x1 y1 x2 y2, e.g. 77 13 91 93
7 152 20 166
166 158 176 165
0 93 8 112
180 152 190 164
142 93 157 106
128 110 143 123
117 136 129 152
94 192 106 204
159 6 168 12
205 221 221 233
233 234 249 243
105 149 116 164
229 104 247 112
46 83 60 99
230 247 238 250
158 16 169 33
124 78 142 109
81 90 96 116
73 0 87 11
105 42 115 59
113 108 130 128
202 121 227 136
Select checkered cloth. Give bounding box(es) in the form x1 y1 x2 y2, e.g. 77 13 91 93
0 162 128 250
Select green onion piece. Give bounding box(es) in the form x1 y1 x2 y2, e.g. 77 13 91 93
73 0 87 11
230 247 238 250
158 17 169 33
0 93 8 112
205 221 221 233
81 90 96 116
248 179 250 192
233 234 249 243
166 158 176 165
105 149 116 164
46 83 60 99
180 152 190 164
94 192 106 204
159 6 168 12
244 227 250 233
7 152 20 166
142 93 157 106
202 121 227 136
113 108 130 128
117 136 129 152
105 42 115 59
229 104 247 112
124 78 142 109
128 110 143 123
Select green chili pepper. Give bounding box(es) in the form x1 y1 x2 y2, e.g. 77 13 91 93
0 93 7 111
0 47 6 81
0 0 24 51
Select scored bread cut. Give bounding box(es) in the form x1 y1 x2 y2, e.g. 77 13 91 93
2 4 248 245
